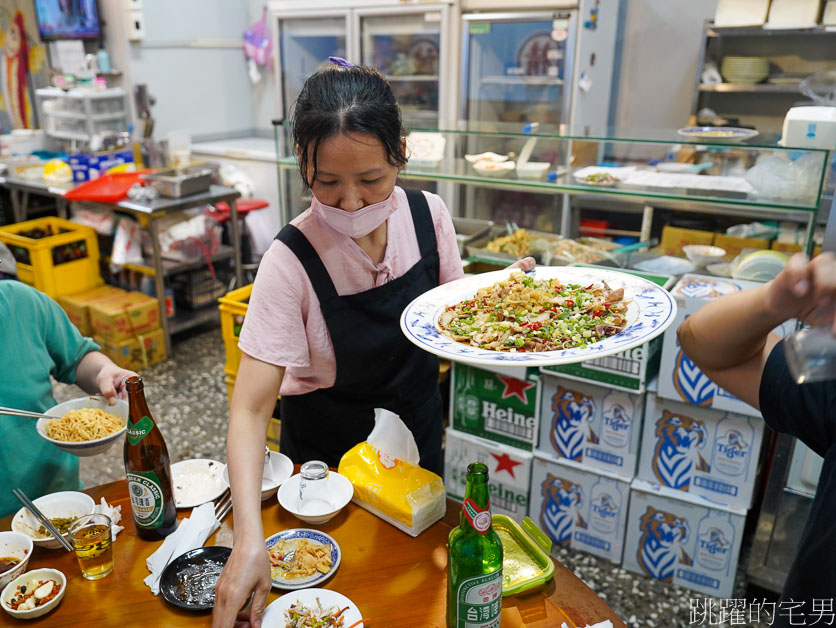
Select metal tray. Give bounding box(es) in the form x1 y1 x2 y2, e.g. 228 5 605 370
452 217 494 256
143 166 213 198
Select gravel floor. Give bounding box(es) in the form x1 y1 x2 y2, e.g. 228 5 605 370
52 325 774 628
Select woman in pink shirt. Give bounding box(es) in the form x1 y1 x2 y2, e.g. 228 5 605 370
214 61 532 627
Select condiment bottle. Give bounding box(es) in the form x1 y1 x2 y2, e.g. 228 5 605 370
124 376 177 540
447 462 503 627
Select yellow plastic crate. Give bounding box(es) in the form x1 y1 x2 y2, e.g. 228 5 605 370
218 283 253 378
0 217 101 298
224 373 281 452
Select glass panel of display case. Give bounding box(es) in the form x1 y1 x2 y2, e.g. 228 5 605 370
359 14 441 129
278 16 348 118
462 13 573 127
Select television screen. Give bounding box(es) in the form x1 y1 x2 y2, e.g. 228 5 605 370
34 0 100 40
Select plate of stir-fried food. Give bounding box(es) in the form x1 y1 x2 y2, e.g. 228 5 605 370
262 588 366 628
266 529 341 590
400 267 676 367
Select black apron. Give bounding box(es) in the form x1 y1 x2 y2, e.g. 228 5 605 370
275 189 443 475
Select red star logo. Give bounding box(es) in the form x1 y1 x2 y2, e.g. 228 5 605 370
497 375 535 403
491 452 522 479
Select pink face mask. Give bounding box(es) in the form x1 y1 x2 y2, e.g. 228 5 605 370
312 191 398 238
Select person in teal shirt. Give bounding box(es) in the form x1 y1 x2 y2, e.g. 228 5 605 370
0 249 137 517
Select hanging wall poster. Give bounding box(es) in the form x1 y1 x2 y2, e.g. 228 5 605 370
0 0 47 130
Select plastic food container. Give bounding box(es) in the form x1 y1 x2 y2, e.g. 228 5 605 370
493 515 555 596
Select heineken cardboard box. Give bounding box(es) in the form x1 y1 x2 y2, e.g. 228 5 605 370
450 363 540 451
536 372 644 479
637 394 764 509
444 428 532 523
529 454 630 564
623 479 746 598
657 273 794 417
542 264 674 393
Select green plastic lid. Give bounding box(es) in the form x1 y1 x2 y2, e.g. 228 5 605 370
493 514 555 596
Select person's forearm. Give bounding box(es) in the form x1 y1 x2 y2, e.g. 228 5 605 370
74 351 110 395
226 356 283 543
677 284 786 371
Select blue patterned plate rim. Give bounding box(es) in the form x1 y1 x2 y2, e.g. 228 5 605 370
399 266 677 367
265 528 341 591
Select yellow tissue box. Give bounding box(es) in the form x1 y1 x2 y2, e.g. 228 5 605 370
338 442 446 537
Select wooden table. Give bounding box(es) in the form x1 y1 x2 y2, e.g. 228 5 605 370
1 481 625 627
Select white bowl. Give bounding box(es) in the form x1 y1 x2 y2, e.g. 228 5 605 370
516 161 550 180
472 159 516 178
222 451 293 501
1 568 66 619
278 471 353 525
0 532 33 591
464 152 509 164
12 491 96 549
37 397 128 457
683 244 727 267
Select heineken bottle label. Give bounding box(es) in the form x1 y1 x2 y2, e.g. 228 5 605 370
455 570 502 627
127 471 164 529
463 498 491 534
127 415 154 446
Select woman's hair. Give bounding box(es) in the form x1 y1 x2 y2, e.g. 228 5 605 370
292 65 407 187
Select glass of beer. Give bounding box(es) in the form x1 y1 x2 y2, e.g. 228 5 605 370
69 514 114 580
784 327 836 384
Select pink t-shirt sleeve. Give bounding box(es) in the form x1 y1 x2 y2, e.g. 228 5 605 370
238 241 314 369
426 191 465 285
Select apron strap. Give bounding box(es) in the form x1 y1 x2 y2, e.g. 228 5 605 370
276 224 339 303
403 188 438 259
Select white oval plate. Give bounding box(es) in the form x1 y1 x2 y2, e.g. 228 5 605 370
262 588 363 627
400 266 677 367
171 459 227 509
266 529 341 591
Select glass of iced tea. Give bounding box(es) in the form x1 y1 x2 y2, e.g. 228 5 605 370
69 514 113 580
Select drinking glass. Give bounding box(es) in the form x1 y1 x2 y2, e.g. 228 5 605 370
69 514 113 580
784 327 836 384
298 460 333 516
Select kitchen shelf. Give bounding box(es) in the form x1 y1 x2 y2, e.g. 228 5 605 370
698 82 803 93
102 245 235 277
168 305 220 335
707 25 836 37
480 75 564 87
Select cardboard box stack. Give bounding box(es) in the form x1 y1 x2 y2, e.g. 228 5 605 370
59 287 166 370
444 363 540 522
621 273 772 598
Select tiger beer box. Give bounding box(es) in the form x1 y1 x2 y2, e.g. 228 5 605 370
542 264 675 393
529 455 630 563
623 479 746 599
658 274 794 417
450 363 540 451
536 372 644 479
444 428 532 523
637 394 764 509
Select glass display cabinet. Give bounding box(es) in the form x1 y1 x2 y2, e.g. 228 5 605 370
273 121 831 251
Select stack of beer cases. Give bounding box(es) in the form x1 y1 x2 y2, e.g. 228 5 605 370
444 362 540 523
622 274 790 599
530 267 675 567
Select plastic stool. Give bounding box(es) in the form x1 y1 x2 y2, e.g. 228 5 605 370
206 198 269 287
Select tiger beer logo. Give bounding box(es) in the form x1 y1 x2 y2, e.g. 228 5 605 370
539 474 586 547
652 410 710 490
673 347 716 407
637 506 692 582
550 386 598 462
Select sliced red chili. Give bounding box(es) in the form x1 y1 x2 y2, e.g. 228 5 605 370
585 284 594 290
564 299 575 308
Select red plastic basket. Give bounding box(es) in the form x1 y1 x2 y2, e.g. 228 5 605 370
64 171 155 204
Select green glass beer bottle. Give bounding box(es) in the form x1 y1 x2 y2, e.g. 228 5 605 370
447 462 503 628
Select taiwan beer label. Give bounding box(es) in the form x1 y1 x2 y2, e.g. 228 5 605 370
127 471 164 528
463 498 491 534
455 570 502 627
127 415 154 446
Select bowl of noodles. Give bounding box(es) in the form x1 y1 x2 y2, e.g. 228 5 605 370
36 397 128 457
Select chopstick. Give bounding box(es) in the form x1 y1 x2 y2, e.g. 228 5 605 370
11 488 74 552
214 489 232 523
0 406 58 420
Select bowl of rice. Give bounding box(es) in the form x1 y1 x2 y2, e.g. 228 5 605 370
36 396 128 457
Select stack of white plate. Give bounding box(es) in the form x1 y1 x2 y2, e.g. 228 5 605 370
721 56 770 84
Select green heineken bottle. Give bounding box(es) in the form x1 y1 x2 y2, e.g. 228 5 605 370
447 462 503 628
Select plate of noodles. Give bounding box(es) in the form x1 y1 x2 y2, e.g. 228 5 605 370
400 267 677 367
36 397 128 457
